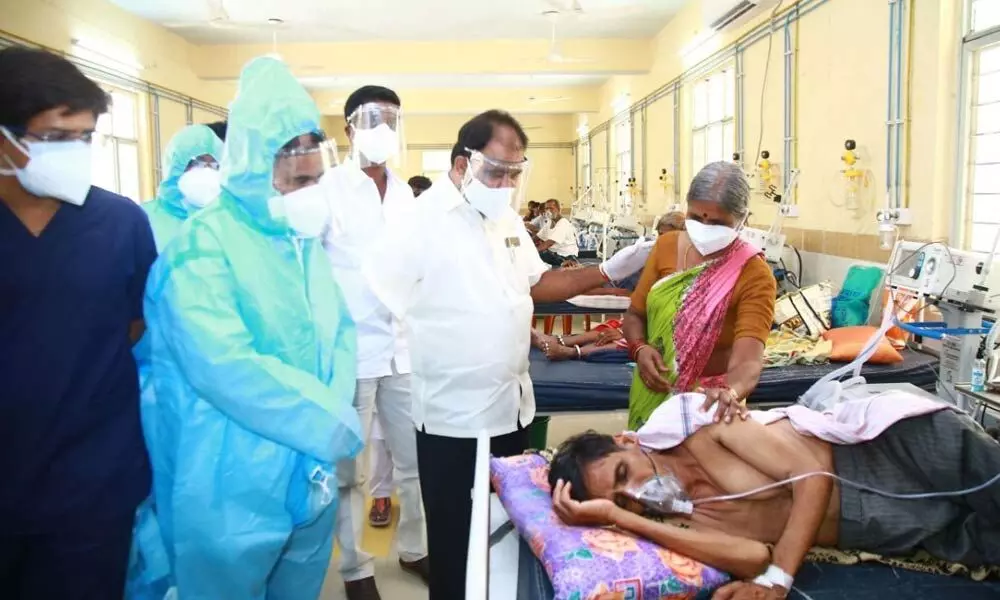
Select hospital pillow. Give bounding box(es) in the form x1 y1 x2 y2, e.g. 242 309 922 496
491 453 730 600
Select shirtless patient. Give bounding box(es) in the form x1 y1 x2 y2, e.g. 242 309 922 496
548 397 1000 599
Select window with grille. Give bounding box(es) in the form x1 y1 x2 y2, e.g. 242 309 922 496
961 1 1000 252
421 150 451 181
92 87 141 202
691 66 736 175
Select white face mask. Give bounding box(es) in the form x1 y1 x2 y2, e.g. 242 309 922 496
464 178 513 221
177 166 221 210
0 126 93 206
685 218 740 256
268 184 331 239
352 123 399 165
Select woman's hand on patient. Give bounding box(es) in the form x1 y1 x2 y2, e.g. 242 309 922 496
552 479 617 527
698 386 749 423
712 581 783 600
636 346 671 393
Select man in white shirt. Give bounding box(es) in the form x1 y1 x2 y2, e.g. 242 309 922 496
363 110 653 600
321 86 426 600
536 198 578 266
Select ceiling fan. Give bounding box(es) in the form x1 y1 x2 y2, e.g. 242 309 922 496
528 95 571 105
162 0 290 31
539 13 595 64
541 0 647 19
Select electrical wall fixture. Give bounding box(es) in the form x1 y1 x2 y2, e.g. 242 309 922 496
753 150 782 201
875 207 913 250
837 139 875 217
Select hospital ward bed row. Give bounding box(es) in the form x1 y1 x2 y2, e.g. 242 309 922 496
529 346 940 413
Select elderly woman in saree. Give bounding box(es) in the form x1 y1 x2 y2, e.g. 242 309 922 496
623 162 777 429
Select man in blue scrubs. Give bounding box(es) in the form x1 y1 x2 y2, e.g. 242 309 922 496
0 47 157 598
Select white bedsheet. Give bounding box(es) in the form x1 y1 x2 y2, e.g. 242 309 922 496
565 294 631 310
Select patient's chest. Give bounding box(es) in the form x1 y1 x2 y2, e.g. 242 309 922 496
676 436 793 543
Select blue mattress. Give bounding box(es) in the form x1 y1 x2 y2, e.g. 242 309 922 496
530 348 940 412
515 536 1000 599
533 301 628 315
532 301 617 315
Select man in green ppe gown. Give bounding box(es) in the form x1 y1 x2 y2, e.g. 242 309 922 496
135 56 362 599
142 124 224 251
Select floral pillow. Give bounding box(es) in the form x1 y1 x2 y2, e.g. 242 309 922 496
490 453 730 600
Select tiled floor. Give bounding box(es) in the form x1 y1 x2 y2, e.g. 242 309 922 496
318 411 629 599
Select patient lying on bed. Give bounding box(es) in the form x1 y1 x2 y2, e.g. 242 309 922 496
531 319 627 361
548 392 1000 598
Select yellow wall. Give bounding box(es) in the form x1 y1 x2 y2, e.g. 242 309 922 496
0 0 234 106
1 0 236 200
3 0 966 243
583 0 963 249
322 113 577 205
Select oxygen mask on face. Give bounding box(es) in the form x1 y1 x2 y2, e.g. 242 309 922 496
623 450 694 516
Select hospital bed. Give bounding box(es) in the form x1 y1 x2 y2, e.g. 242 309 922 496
529 347 941 413
466 431 1000 600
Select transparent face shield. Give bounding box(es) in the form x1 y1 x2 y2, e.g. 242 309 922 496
347 102 405 169
268 131 339 238
459 149 532 220
272 132 339 196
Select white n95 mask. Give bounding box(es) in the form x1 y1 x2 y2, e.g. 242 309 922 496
685 219 739 256
268 184 331 239
177 167 221 209
0 126 93 206
352 123 399 165
464 178 513 221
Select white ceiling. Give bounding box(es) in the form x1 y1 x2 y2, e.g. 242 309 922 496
297 73 608 90
111 0 687 44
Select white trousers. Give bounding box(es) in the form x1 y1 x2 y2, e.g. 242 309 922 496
368 416 395 499
335 367 426 582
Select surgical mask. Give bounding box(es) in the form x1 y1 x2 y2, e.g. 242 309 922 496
464 178 513 221
177 166 221 209
0 126 93 206
352 123 399 165
685 218 740 256
625 451 694 515
268 184 331 239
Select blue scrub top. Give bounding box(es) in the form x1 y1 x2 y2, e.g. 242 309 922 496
0 187 157 534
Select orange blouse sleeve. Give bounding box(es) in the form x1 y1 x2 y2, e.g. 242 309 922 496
732 256 777 344
629 232 678 316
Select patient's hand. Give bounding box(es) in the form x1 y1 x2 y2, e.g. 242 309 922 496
712 581 784 599
552 480 617 527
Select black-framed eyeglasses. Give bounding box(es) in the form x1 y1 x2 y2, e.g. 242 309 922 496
3 126 97 144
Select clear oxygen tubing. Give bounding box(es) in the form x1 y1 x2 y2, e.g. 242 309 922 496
673 469 1000 515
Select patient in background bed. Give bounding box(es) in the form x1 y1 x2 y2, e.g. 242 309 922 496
531 319 626 361
531 214 688 362
547 393 1000 599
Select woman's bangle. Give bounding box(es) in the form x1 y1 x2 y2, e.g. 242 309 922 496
574 345 582 359
629 342 652 362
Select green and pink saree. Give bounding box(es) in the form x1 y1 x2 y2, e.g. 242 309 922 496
628 239 761 429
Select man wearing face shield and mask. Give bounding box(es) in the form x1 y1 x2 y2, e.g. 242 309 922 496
321 85 427 600
364 109 655 599
139 56 362 599
142 124 224 251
